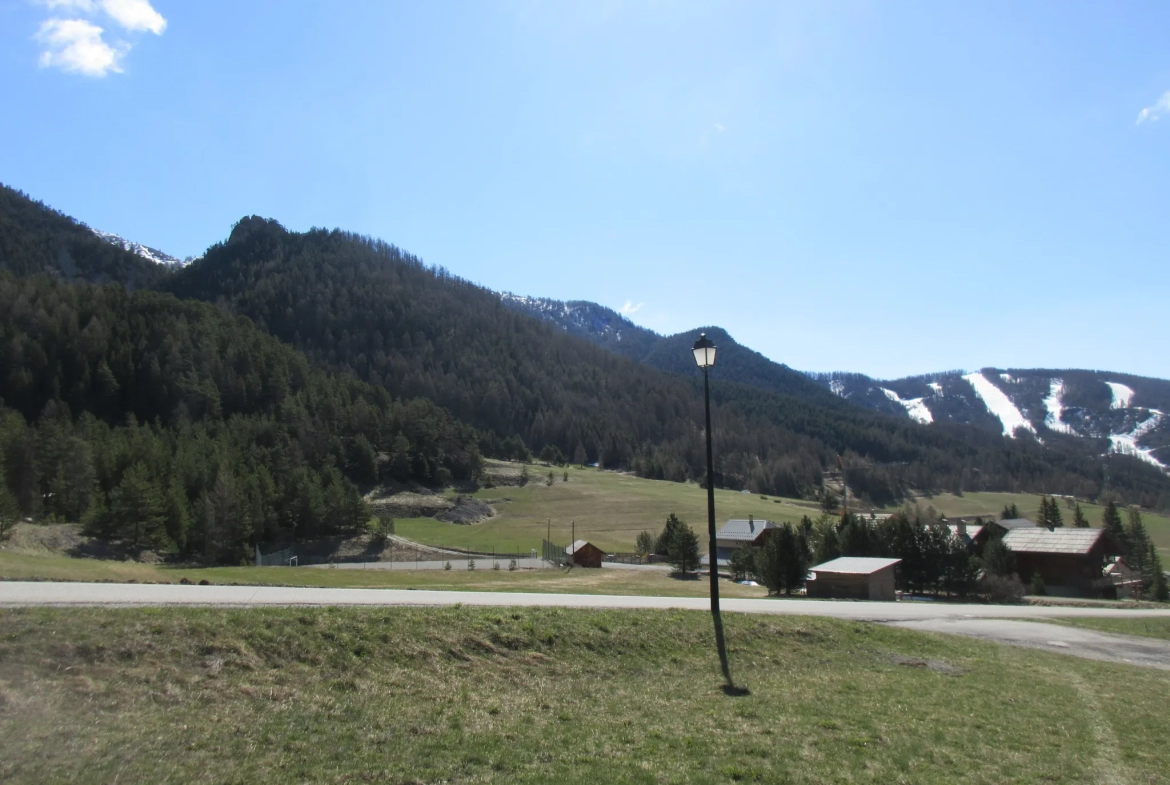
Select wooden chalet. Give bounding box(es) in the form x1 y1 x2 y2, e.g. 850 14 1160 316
1002 527 1122 596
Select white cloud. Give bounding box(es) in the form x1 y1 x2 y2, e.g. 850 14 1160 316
36 18 124 77
100 0 166 34
1136 91 1170 125
33 0 165 76
618 300 644 315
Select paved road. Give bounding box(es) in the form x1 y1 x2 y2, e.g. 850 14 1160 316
891 618 1170 670
3 582 1169 622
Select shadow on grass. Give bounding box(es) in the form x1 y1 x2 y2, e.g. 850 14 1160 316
668 572 702 581
722 684 751 697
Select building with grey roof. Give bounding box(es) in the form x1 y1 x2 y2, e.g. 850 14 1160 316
702 516 777 570
806 557 901 601
1002 527 1122 596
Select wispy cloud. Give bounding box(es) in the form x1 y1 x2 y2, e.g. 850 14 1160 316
1136 91 1170 125
619 300 644 315
34 0 166 77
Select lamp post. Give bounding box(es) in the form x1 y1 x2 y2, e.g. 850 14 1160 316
692 333 733 687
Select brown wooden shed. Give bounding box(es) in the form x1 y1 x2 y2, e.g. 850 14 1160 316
806 557 901 601
566 540 604 568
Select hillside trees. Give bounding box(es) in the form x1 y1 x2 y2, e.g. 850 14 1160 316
0 273 481 561
754 523 810 595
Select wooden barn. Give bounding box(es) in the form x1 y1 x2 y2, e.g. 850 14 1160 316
1002 527 1122 596
565 540 604 568
806 557 901 601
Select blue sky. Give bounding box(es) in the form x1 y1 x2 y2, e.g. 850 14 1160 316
2 1 1168 380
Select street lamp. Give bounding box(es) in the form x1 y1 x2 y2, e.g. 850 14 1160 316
692 333 734 689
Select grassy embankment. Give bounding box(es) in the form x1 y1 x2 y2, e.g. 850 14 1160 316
395 464 1170 556
3 606 1169 784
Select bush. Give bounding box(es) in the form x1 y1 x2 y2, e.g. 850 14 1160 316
368 513 394 546
468 558 476 571
492 561 501 571
444 561 452 570
978 573 1025 603
508 558 518 572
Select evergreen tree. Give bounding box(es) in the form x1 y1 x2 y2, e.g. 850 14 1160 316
1001 503 1021 520
754 523 809 595
667 523 701 575
1101 500 1127 553
1125 508 1150 575
108 463 167 552
982 538 1017 577
655 513 688 556
1147 544 1168 602
1072 503 1089 528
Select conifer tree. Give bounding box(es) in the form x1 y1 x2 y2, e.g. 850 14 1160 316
1101 500 1127 552
109 463 166 552
1072 503 1089 528
1125 508 1150 575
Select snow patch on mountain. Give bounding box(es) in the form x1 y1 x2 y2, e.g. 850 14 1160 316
1042 379 1075 435
829 379 846 397
881 388 933 424
1107 382 1135 410
91 229 191 269
928 381 943 396
1109 410 1166 469
963 372 1037 438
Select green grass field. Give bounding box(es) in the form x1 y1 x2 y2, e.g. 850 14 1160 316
2 606 1168 784
397 464 1170 557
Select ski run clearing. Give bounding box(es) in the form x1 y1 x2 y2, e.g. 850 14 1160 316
881 388 933 424
963 372 1036 438
1107 381 1136 410
1110 409 1166 469
1042 379 1075 435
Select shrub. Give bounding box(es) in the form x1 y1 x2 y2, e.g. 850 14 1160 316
493 561 501 571
508 558 518 572
468 558 476 571
979 573 1025 603
444 561 452 570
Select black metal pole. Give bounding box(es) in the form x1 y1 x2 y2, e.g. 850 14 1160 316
704 367 732 686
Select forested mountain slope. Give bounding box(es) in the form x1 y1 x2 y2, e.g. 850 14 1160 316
161 216 1170 507
817 369 1170 471
3 186 1168 509
0 184 167 289
0 273 480 562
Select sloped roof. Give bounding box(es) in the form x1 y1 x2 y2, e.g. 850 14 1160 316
948 524 985 541
810 557 901 575
716 519 777 542
565 540 598 555
1002 527 1106 555
998 518 1039 530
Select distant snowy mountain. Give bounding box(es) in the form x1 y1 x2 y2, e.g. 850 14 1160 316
816 369 1170 471
499 292 1170 474
90 228 193 269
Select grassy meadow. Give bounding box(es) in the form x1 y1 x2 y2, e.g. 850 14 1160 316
397 463 1170 557
1053 616 1170 642
3 606 1169 784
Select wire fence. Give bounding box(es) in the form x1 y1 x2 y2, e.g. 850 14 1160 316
542 539 569 567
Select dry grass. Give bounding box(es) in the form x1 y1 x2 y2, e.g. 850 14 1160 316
2 606 1169 784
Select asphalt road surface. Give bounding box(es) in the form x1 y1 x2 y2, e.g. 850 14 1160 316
3 581 1169 621
890 618 1170 670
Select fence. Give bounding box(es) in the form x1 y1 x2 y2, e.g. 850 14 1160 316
542 539 569 567
255 545 297 567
